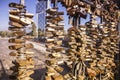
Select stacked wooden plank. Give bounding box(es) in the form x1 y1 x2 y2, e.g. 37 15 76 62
8 2 34 80
85 15 103 80
86 15 119 79
45 8 65 80
55 0 120 80
95 22 119 80
65 26 87 80
57 0 120 26
67 25 97 79
66 15 119 80
58 0 89 27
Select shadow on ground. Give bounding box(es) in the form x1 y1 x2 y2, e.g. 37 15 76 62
0 59 9 80
31 68 46 80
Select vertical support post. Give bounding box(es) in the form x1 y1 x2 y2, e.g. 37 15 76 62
20 0 25 5
36 13 39 38
76 15 80 29
47 0 51 9
100 16 104 24
53 0 58 8
117 9 120 80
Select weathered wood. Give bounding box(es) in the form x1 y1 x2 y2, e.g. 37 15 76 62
52 75 64 80
46 27 55 32
9 14 33 25
46 59 57 66
46 38 55 43
45 76 52 80
9 9 25 15
9 21 23 28
46 23 56 27
9 2 25 9
19 77 33 80
45 6 65 79
9 38 25 43
49 53 62 58
9 2 34 80
55 66 64 73
48 44 61 50
9 44 24 50
56 31 64 36
9 51 18 56
16 58 34 66
9 26 22 31
46 8 57 14
53 16 64 22
24 13 34 18
18 70 34 78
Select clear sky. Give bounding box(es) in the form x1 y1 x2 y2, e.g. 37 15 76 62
0 0 36 31
0 0 91 31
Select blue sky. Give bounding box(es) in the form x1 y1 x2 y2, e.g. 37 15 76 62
0 0 91 31
0 0 36 31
